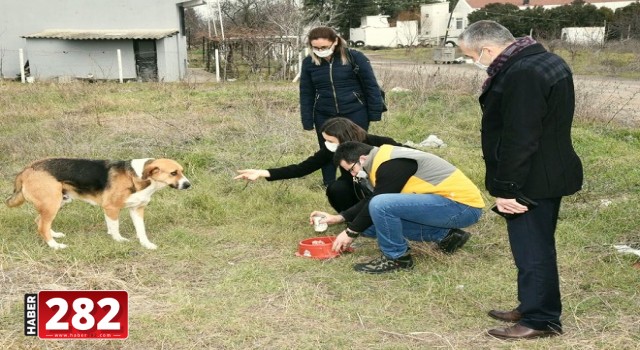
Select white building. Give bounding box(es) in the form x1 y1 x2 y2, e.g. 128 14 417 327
0 0 205 82
419 2 456 46
424 0 637 46
561 27 606 45
349 15 419 47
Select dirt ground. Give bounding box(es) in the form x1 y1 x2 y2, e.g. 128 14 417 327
184 67 220 83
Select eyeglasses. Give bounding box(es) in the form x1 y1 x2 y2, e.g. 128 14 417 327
347 162 358 174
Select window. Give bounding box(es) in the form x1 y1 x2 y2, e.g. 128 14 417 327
456 18 464 30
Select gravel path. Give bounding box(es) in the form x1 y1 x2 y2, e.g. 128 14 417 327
186 55 639 127
369 55 640 127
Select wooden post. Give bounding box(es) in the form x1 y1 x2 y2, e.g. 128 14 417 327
215 48 220 82
19 48 25 83
117 49 123 83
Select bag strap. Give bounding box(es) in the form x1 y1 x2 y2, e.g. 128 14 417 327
346 48 365 88
346 48 361 76
346 48 387 113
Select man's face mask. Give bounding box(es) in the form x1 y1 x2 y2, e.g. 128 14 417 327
354 162 368 179
474 48 490 71
324 141 338 152
347 160 367 178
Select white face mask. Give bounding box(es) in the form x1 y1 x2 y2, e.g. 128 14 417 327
313 47 334 58
324 141 338 152
474 49 490 71
356 168 368 179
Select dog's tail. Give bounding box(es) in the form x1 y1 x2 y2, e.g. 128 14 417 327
6 173 25 208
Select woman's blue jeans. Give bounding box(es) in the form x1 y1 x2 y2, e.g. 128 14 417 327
361 194 482 259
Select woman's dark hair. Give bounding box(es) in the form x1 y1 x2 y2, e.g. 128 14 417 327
307 26 339 45
320 117 367 143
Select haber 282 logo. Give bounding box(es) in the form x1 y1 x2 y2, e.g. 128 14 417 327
25 290 128 339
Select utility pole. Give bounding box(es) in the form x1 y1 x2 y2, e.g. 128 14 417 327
216 0 225 41
209 2 218 37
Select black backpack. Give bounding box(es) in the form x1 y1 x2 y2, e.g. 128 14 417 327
345 49 388 113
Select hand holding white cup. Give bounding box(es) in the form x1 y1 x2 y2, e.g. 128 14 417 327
312 215 328 232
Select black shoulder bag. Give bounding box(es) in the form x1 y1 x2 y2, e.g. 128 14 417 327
345 49 388 113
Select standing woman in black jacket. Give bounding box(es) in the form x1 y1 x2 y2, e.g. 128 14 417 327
234 118 401 212
299 26 385 186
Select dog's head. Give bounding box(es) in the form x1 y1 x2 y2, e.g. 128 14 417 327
142 159 191 190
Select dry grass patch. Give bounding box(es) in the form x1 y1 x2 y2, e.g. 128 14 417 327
0 78 638 349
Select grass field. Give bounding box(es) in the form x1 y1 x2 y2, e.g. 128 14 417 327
0 72 639 349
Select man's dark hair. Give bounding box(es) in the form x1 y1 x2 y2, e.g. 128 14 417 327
333 141 373 167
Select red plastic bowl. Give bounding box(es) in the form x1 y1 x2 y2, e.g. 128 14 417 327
295 236 352 259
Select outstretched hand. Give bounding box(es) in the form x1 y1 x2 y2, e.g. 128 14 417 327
234 169 270 181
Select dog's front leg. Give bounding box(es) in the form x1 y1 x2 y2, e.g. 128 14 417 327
104 208 129 242
130 206 156 250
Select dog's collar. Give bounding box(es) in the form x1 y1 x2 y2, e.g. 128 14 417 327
131 158 153 178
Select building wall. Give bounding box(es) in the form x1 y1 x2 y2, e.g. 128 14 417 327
26 40 137 80
157 35 187 82
420 2 453 45
0 0 196 81
450 0 475 41
349 16 418 47
361 16 391 28
350 27 397 46
397 21 420 46
561 27 605 45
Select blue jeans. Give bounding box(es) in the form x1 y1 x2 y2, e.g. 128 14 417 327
361 194 482 259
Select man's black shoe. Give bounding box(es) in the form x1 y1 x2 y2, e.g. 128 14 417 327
353 253 414 274
438 229 471 254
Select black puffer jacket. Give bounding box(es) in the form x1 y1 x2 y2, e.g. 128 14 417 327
299 49 384 130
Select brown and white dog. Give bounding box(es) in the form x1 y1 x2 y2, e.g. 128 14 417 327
6 158 191 250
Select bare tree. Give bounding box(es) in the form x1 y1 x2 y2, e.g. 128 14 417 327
208 0 308 80
184 7 208 48
302 0 345 29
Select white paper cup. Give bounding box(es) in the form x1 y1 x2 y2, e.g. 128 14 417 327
312 215 328 232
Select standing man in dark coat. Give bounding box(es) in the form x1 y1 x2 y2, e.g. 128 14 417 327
458 20 583 340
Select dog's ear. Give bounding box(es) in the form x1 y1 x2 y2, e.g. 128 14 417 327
142 166 159 180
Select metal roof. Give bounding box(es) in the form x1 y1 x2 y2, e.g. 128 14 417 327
22 29 179 40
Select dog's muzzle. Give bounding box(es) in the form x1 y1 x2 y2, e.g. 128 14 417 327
172 178 191 190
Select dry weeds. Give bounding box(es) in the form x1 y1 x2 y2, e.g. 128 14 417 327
0 74 638 349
